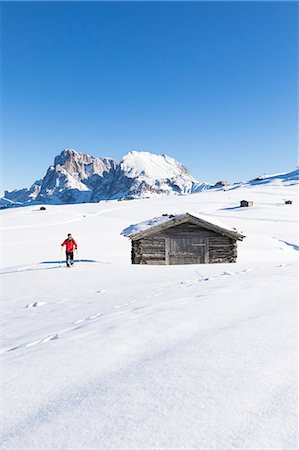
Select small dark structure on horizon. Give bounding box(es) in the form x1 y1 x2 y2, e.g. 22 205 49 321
214 180 230 187
284 200 292 205
125 213 245 265
240 200 253 208
39 206 46 211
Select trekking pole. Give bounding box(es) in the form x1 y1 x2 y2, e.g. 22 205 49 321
76 248 81 263
60 247 63 266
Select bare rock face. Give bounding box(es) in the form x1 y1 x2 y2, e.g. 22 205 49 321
54 149 115 183
4 148 209 205
4 179 42 204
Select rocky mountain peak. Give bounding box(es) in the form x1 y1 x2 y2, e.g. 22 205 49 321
3 148 209 205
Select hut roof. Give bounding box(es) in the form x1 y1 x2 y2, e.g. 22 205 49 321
122 212 245 241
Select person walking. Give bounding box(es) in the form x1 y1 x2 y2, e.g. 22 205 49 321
61 233 78 267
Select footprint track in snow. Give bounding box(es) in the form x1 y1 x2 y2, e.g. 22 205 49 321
6 298 139 353
26 334 59 347
3 301 48 316
179 268 253 287
41 334 59 343
25 301 47 309
8 270 258 355
6 334 60 353
112 301 136 309
74 313 104 325
146 292 164 298
6 302 136 353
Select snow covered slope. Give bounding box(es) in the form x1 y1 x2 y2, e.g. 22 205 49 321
249 168 299 185
1 182 298 449
3 149 209 205
221 168 299 190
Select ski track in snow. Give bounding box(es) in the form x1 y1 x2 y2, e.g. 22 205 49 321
2 265 274 355
1 206 127 231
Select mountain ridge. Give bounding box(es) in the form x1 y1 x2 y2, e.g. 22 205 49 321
2 149 298 208
3 149 210 205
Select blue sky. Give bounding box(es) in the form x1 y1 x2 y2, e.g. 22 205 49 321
1 1 298 191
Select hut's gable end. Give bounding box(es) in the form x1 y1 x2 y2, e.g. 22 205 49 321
161 223 223 238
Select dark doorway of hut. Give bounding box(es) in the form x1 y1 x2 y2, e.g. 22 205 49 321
166 237 207 265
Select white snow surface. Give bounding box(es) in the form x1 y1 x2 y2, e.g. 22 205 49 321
1 182 298 449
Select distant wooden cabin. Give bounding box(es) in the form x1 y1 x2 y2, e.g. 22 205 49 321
214 180 230 187
240 200 253 207
124 213 245 265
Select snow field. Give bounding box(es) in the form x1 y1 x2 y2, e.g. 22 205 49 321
1 182 298 449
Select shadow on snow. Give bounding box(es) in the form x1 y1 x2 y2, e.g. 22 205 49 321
278 240 299 251
40 259 102 264
0 260 111 275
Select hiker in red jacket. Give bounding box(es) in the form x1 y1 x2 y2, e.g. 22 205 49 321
61 233 78 267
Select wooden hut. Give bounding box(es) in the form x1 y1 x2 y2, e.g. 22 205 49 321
214 180 230 187
124 213 245 265
240 200 253 207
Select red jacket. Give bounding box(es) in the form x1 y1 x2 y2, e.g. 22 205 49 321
61 238 77 252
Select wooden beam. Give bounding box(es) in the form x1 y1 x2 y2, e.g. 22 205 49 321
204 238 209 264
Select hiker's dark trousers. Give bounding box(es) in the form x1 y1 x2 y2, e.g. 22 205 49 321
66 251 74 265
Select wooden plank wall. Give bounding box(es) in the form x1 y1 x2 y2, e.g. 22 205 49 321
208 236 237 263
161 223 221 238
131 238 166 264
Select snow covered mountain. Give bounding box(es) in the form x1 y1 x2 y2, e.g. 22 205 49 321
115 151 208 198
3 149 209 205
3 148 298 207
